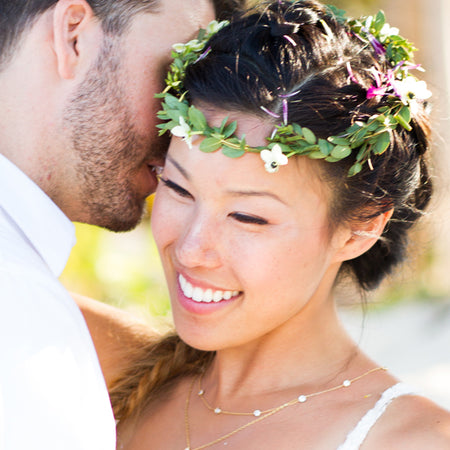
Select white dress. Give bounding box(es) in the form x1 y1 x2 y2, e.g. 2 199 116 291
337 383 416 449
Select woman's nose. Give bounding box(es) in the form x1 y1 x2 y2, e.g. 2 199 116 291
174 215 221 269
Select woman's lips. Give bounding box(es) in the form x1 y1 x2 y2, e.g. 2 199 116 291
175 273 242 315
178 273 240 303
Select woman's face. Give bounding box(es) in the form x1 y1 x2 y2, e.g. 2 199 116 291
151 112 350 351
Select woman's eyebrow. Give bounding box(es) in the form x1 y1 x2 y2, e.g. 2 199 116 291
166 155 190 180
166 154 287 205
226 189 287 205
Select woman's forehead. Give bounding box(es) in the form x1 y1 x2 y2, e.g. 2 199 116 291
167 133 331 213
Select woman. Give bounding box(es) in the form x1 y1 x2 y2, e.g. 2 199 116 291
78 1 450 448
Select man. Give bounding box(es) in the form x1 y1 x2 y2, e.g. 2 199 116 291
0 1 245 449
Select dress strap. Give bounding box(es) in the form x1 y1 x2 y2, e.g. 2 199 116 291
337 383 417 450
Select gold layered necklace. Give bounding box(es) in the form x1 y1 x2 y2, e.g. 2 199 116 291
184 367 386 450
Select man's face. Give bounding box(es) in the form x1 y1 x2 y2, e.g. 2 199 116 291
63 0 215 231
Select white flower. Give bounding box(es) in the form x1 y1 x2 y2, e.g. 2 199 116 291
171 117 194 149
260 144 288 173
206 20 228 35
206 20 221 35
172 43 186 53
380 23 399 40
393 76 432 104
186 39 206 52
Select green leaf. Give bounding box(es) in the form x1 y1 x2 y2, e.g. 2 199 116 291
350 127 369 144
197 28 206 41
223 121 238 138
331 145 352 159
318 139 333 156
372 11 386 34
156 111 169 120
326 5 347 24
367 121 380 132
302 127 317 145
394 106 412 131
348 163 363 177
199 137 222 153
226 137 241 146
188 106 207 131
356 143 368 161
308 151 327 159
240 135 247 152
384 114 398 127
218 117 228 133
164 94 181 110
174 59 184 71
166 110 182 122
292 123 303 136
373 131 391 155
156 120 177 130
270 142 291 153
222 147 245 158
346 123 363 134
328 136 350 146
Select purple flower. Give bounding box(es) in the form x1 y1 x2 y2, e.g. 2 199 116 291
362 27 386 56
283 35 297 46
282 99 288 124
368 34 386 55
260 106 281 119
195 46 211 63
279 89 301 99
346 62 358 84
367 85 387 99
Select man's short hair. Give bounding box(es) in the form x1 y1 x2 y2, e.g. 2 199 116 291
0 0 248 70
0 1 162 70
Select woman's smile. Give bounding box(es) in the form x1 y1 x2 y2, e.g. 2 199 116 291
175 272 242 316
178 273 241 303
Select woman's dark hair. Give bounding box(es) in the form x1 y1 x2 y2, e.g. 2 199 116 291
111 0 432 424
184 0 432 291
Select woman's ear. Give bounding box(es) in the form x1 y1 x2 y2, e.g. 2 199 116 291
52 0 96 79
332 209 394 263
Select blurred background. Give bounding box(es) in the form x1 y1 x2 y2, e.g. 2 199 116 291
61 0 450 408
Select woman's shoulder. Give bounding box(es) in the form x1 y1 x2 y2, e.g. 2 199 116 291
365 390 450 449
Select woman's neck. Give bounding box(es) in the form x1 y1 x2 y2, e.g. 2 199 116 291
201 297 361 404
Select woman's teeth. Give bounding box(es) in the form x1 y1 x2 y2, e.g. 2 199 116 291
179 274 239 303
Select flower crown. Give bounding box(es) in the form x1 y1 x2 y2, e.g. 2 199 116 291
156 8 431 176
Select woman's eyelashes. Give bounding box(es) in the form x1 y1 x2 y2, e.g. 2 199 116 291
229 212 269 226
160 177 193 199
161 178 268 225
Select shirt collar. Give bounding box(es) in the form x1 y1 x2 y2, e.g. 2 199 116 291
0 154 76 277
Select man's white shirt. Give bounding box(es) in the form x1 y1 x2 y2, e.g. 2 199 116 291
0 154 116 449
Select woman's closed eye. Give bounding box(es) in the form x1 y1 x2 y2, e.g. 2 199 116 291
228 212 268 225
160 177 193 199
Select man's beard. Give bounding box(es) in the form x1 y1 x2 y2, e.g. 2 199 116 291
62 39 164 232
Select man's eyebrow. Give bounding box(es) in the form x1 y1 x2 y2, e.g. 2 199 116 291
166 155 190 180
226 189 287 205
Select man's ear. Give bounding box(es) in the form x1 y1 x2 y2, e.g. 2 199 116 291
53 0 96 79
333 209 394 263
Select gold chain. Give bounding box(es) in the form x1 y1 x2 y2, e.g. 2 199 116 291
184 367 386 450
